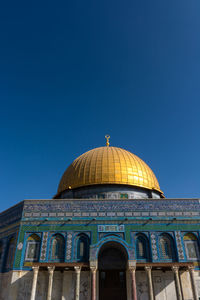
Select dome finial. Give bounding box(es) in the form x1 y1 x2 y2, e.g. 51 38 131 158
105 135 110 147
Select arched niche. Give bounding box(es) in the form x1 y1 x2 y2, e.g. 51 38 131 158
98 241 128 270
98 241 128 300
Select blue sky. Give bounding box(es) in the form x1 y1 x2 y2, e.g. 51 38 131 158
0 0 200 211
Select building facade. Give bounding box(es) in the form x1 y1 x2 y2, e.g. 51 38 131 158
0 144 200 300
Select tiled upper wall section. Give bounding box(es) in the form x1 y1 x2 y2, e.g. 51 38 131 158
21 199 200 219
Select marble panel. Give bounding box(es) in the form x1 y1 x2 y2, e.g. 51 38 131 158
136 271 149 300
0 271 12 300
36 271 48 300
16 271 32 300
152 271 177 300
180 270 193 300
52 271 62 300
80 271 91 300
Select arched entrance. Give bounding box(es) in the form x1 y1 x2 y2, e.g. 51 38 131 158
98 242 128 300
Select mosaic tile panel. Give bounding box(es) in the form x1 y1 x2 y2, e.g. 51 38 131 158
150 232 159 261
40 232 48 261
0 239 7 272
72 232 91 261
21 199 200 225
23 199 200 215
66 232 73 261
90 235 134 261
0 203 24 228
175 231 185 260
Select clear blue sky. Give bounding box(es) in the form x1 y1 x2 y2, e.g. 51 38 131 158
0 0 200 211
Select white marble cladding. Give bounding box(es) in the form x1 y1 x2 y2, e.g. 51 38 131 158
1 269 200 300
0 270 91 300
23 211 200 218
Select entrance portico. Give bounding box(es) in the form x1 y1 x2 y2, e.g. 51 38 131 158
98 241 128 300
29 261 197 300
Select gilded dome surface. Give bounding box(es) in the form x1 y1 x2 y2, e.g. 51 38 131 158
57 147 162 194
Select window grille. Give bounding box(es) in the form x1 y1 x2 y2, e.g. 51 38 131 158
25 234 40 262
51 234 65 261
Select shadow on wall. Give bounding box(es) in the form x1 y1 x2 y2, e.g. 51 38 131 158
0 269 196 300
136 270 194 300
0 270 91 300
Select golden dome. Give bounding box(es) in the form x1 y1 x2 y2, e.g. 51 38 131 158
57 146 162 195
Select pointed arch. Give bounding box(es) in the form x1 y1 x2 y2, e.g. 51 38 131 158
0 240 3 270
25 234 41 262
5 236 15 269
135 233 150 261
0 241 3 261
76 234 90 262
183 232 200 260
98 241 128 270
159 233 176 261
50 234 65 262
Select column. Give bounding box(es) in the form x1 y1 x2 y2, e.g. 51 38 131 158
30 266 39 300
129 266 137 300
145 266 154 300
172 266 182 300
47 266 55 300
74 266 81 300
188 266 198 300
90 267 97 300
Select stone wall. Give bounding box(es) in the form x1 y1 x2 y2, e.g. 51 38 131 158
0 271 13 300
180 270 193 300
0 270 90 300
1 269 200 300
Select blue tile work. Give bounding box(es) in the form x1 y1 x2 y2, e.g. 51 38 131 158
40 232 49 261
150 232 159 262
0 202 24 229
131 232 151 261
2 233 18 272
22 199 200 220
175 231 185 261
66 232 73 261
1 198 200 272
48 232 67 262
73 232 91 261
90 235 134 261
0 239 7 272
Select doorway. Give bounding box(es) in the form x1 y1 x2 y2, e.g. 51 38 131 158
98 242 128 300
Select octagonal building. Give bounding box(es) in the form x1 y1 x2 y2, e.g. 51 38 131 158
0 141 200 300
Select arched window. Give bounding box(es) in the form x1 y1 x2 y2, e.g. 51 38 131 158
159 234 175 261
77 235 89 262
50 234 65 261
0 241 3 269
6 237 15 269
0 241 3 261
136 234 149 261
183 233 199 260
25 234 41 262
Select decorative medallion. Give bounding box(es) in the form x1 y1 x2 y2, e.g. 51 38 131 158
17 242 23 250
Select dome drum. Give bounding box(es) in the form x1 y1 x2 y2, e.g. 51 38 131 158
56 183 162 200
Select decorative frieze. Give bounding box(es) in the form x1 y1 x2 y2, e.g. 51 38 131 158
22 210 200 219
23 199 200 216
98 225 124 232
